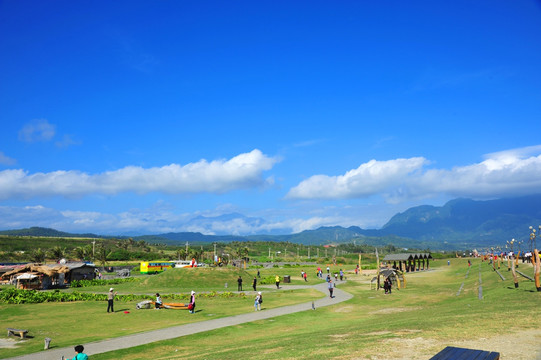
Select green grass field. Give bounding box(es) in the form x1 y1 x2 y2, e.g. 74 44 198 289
1 259 540 359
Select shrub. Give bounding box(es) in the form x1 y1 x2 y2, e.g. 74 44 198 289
0 288 246 304
259 275 280 285
71 278 137 288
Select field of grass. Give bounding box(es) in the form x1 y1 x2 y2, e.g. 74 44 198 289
0 266 326 359
1 259 540 359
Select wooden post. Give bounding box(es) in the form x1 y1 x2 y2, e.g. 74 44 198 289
376 248 380 291
534 249 540 291
511 255 519 288
515 251 520 268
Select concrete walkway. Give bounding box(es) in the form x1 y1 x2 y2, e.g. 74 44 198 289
6 281 353 360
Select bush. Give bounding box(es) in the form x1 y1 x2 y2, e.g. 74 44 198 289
71 278 138 288
259 275 280 285
0 288 246 304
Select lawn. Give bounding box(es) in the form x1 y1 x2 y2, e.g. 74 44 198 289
0 266 325 359
1 259 539 359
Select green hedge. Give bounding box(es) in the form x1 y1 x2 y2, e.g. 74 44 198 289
0 288 245 304
71 278 137 288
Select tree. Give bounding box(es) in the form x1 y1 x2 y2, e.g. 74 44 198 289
73 247 87 261
95 244 112 267
175 249 186 260
115 240 130 251
48 246 66 262
30 248 46 263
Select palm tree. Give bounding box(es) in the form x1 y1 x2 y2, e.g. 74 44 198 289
95 244 112 267
48 246 66 262
72 247 87 261
175 249 186 260
30 248 46 263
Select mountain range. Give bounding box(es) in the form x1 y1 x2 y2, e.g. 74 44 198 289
2 195 541 250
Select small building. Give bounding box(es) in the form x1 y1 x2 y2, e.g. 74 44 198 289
371 268 407 290
63 262 96 282
1 262 95 289
382 253 432 272
1 264 70 289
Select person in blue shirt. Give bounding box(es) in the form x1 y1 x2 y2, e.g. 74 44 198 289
68 345 88 360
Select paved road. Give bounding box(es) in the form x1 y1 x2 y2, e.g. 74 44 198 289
6 281 353 360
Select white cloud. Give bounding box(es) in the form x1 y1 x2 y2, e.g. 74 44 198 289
287 157 428 200
0 203 358 236
55 134 81 148
0 149 279 200
18 119 56 143
401 146 541 201
287 145 541 203
0 151 16 166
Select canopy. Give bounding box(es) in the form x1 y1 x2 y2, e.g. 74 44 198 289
16 273 38 280
2 264 70 279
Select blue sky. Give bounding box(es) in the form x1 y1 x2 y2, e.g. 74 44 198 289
1 1 540 236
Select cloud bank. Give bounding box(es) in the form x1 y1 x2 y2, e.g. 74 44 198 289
287 145 541 202
0 149 279 200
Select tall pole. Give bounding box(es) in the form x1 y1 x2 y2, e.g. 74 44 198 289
213 242 217 263
530 226 541 291
185 241 189 260
92 240 96 261
376 248 380 290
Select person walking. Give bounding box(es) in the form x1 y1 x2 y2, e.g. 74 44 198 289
327 266 330 274
155 293 162 309
303 271 307 282
328 279 334 298
237 276 243 291
254 292 262 311
189 290 196 314
275 275 280 289
252 276 257 291
67 344 88 360
339 269 344 281
107 288 117 313
257 269 260 278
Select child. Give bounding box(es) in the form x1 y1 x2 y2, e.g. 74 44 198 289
155 293 162 309
254 292 262 311
189 290 196 313
68 344 88 360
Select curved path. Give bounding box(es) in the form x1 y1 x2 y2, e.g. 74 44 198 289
6 281 353 360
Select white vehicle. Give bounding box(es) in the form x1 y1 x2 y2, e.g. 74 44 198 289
174 260 205 268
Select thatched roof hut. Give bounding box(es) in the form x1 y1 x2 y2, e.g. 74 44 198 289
1 263 70 279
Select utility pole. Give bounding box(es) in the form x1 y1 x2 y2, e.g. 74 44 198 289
185 241 189 260
214 242 217 262
92 240 96 261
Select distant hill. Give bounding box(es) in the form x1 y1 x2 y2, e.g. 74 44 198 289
3 195 541 250
379 195 541 247
0 226 102 238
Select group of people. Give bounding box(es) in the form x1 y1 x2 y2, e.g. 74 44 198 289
383 277 392 294
107 288 196 314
